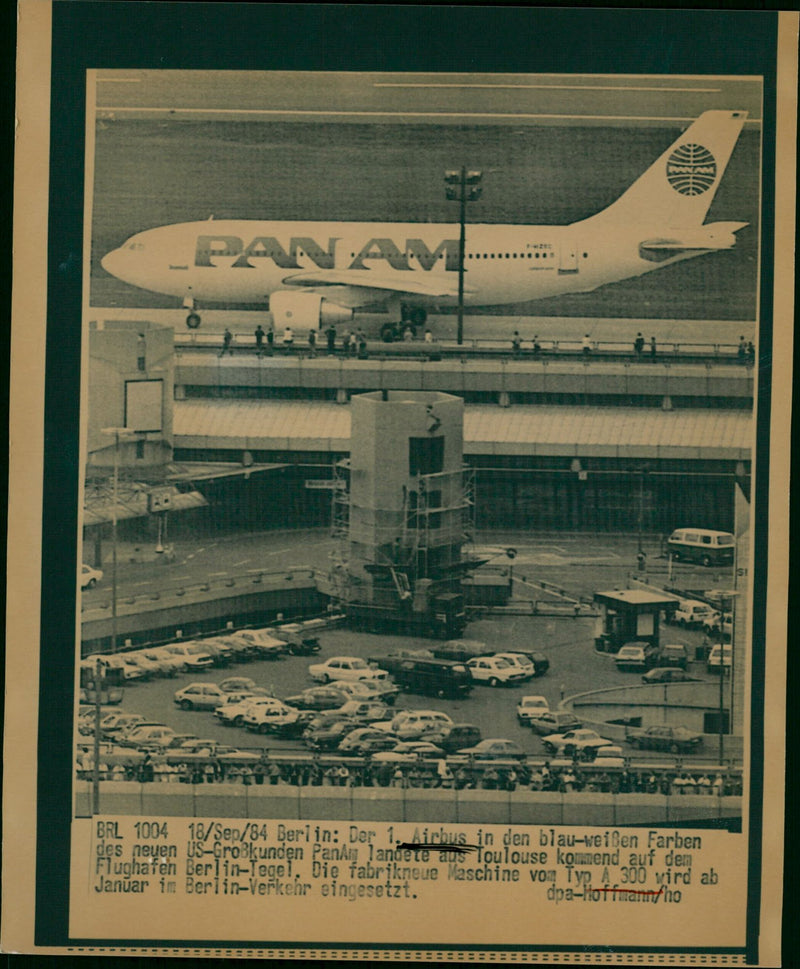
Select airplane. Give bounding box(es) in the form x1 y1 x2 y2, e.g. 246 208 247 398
101 110 749 342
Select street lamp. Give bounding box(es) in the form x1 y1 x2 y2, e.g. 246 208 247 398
707 589 739 763
445 168 482 346
100 427 136 653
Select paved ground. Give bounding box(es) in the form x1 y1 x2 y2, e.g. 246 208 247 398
82 527 738 763
82 528 734 607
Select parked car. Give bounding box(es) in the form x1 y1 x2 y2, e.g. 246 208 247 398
626 724 703 753
118 724 176 749
422 722 482 754
519 650 551 677
527 711 582 735
390 710 454 741
203 634 254 663
336 700 391 722
308 656 389 683
707 644 732 674
669 600 717 628
457 739 527 761
432 639 490 663
283 686 349 711
493 652 536 680
190 638 235 667
128 649 178 678
214 694 281 726
228 629 287 660
218 676 258 693
657 644 690 669
593 745 626 768
371 741 445 763
642 668 702 684
304 719 362 751
81 564 103 589
244 705 303 735
331 678 400 705
80 655 146 682
516 695 550 725
370 649 436 676
466 656 527 686
703 612 733 641
542 728 613 759
163 643 215 671
165 740 261 765
302 711 355 734
337 727 400 756
268 623 323 655
139 647 191 675
173 683 228 711
99 712 146 740
614 642 660 672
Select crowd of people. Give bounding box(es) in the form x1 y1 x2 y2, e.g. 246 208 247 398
214 325 755 364
248 324 370 358
75 748 741 797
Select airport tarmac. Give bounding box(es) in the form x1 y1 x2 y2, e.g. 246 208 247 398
88 83 760 323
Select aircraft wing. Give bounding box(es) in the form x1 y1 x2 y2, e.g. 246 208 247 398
280 269 471 300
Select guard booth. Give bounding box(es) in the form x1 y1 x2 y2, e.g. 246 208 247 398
593 589 679 653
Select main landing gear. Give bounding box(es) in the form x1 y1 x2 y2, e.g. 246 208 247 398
380 305 427 342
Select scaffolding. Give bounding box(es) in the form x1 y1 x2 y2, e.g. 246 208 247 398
328 465 477 610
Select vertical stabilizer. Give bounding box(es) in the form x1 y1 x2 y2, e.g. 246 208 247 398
593 111 747 227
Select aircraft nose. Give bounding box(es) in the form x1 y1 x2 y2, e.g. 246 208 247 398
101 247 121 276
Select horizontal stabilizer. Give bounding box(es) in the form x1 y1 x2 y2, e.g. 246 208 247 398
640 221 749 252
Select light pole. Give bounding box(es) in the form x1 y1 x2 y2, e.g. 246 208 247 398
92 656 103 815
445 168 482 346
101 427 135 653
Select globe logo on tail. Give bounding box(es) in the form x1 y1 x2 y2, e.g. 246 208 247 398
666 143 717 195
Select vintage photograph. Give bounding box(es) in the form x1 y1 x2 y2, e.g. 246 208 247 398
76 69 759 829
6 3 793 960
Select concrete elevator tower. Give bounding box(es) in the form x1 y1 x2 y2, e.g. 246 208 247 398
332 391 476 637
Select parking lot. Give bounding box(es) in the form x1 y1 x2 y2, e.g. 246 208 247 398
85 610 720 763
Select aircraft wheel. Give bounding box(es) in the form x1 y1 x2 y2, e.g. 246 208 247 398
380 323 397 343
186 312 201 329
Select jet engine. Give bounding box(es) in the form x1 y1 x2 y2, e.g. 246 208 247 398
269 291 353 329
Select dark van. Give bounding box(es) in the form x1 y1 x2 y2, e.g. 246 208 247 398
392 658 473 698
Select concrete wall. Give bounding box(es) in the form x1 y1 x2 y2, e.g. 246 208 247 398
87 320 174 470
76 782 741 827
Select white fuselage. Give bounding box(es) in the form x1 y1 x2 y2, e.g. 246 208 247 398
101 216 703 309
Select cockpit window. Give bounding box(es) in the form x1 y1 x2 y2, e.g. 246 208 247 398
127 242 145 251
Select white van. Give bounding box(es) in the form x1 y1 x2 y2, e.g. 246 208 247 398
670 600 717 628
667 529 735 567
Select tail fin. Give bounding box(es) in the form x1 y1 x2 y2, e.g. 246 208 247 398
594 111 747 227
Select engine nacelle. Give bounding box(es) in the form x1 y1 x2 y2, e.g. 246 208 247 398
269 291 353 329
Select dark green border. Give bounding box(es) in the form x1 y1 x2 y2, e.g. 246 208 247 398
37 2 779 958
